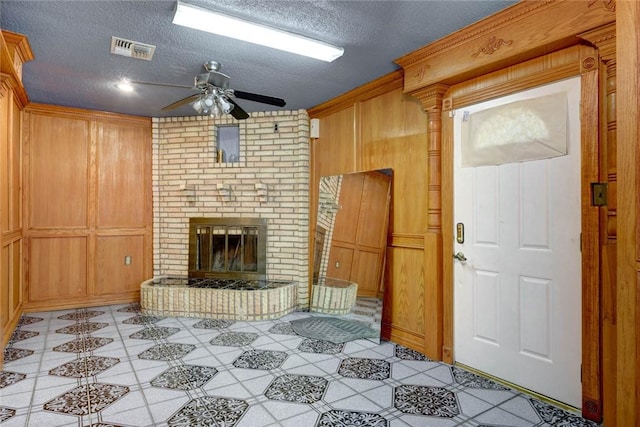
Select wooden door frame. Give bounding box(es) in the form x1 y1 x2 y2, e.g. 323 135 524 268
440 46 602 420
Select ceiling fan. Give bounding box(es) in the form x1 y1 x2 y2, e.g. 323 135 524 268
133 61 286 120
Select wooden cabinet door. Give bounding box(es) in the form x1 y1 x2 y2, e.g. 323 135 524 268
327 171 391 297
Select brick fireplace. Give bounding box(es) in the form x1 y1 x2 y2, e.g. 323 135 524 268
152 110 310 308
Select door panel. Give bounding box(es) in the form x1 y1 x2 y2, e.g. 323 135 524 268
454 77 582 407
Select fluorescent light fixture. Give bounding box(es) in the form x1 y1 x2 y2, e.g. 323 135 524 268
173 1 344 62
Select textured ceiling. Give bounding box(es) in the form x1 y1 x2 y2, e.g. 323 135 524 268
1 0 516 118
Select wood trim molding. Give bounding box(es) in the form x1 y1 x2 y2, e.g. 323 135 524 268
308 70 404 118
395 0 615 93
25 103 151 126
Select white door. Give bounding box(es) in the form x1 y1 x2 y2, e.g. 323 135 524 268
453 77 582 407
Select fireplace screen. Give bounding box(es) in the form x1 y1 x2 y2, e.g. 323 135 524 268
189 218 267 279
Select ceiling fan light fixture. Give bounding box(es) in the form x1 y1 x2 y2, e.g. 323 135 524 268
173 1 344 62
217 96 234 114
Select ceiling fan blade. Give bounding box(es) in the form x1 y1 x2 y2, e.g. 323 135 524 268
233 90 286 107
228 99 250 120
161 93 201 111
131 80 194 89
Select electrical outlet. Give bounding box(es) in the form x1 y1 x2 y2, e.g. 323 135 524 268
124 255 132 266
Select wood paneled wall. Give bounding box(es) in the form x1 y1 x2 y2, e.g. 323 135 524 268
310 0 621 422
615 1 640 423
309 72 430 353
1 30 32 366
23 104 152 311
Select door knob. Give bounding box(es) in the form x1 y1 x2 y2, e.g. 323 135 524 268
453 252 467 262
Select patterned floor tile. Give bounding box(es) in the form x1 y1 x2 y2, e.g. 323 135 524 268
0 406 16 422
268 323 298 336
338 357 390 380
529 398 599 426
123 315 164 325
316 409 387 427
0 371 27 388
53 336 114 353
129 326 180 340
151 365 219 390
192 318 234 329
168 396 248 426
394 385 459 418
2 304 599 427
57 310 105 320
395 345 429 361
9 330 39 343
451 366 510 390
138 343 196 361
17 316 44 326
3 347 35 362
49 356 120 378
233 350 288 370
265 374 328 403
298 338 344 354
55 322 109 335
210 331 259 346
117 303 141 312
43 383 129 415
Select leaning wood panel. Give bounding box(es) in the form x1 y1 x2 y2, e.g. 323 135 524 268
97 122 151 228
28 236 88 302
95 234 145 296
28 113 90 229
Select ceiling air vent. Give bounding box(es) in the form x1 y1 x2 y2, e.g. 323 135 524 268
110 36 156 61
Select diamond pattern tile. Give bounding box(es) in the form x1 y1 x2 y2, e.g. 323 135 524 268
0 371 26 389
49 356 120 378
55 322 109 335
167 396 248 426
233 349 288 370
53 337 114 353
338 357 390 380
0 304 599 427
151 365 218 390
265 374 327 403
394 385 459 417
129 326 180 340
44 383 129 415
209 331 258 346
138 343 196 361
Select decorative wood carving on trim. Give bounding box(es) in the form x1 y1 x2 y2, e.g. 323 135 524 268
413 64 430 84
588 0 616 12
471 36 513 58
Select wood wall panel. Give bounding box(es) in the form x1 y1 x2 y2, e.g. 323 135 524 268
29 114 89 229
23 104 152 311
11 239 21 314
11 96 21 230
313 106 357 178
1 245 8 330
95 234 145 296
29 236 88 301
1 89 9 234
359 88 428 234
97 122 150 228
615 1 640 423
384 246 425 338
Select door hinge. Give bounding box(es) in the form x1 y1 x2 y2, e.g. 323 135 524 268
591 182 608 207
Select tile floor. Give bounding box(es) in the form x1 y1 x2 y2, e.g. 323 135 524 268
0 303 599 427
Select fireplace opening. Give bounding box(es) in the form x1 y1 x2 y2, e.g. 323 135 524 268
189 218 267 280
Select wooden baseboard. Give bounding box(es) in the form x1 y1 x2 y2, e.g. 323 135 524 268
22 292 140 313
